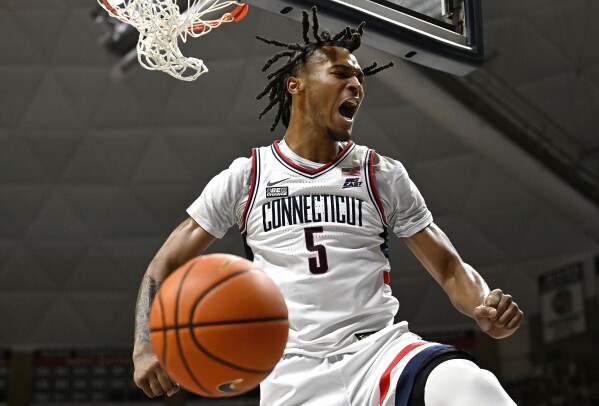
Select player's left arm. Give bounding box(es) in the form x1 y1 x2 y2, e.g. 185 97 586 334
404 222 523 339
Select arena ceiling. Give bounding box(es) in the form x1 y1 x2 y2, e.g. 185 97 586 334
0 0 598 351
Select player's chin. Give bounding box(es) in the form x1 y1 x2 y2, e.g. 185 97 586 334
327 117 354 141
327 127 352 142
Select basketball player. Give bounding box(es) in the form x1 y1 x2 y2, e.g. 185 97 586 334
133 8 522 405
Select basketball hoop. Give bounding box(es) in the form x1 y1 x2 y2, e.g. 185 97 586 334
98 0 249 81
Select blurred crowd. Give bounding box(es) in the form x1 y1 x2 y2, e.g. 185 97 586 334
506 358 599 405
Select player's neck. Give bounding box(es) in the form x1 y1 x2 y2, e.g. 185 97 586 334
283 121 341 164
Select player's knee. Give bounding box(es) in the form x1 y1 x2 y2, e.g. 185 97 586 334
455 363 498 389
469 368 505 393
424 359 515 406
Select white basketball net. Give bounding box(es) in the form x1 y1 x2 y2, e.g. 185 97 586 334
98 0 245 81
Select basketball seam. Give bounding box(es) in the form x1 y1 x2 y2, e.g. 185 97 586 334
190 269 277 374
150 317 289 332
174 258 212 394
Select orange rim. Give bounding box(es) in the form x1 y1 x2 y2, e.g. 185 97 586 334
231 3 249 22
102 0 118 15
103 1 248 34
189 3 248 33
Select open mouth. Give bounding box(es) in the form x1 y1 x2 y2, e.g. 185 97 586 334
338 99 360 121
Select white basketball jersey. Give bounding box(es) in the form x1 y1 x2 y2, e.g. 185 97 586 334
240 140 399 357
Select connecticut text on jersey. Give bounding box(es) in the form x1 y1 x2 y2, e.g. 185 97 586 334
262 194 364 232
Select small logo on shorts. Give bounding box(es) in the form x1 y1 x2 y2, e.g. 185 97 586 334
266 186 289 198
342 177 362 189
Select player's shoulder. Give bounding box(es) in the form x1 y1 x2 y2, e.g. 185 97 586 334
226 143 273 183
227 142 273 169
374 153 406 172
348 142 369 155
229 155 252 170
352 142 407 173
220 154 253 187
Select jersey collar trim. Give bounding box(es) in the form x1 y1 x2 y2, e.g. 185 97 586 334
272 140 355 178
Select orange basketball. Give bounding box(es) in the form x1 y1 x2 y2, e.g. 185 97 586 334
149 254 289 397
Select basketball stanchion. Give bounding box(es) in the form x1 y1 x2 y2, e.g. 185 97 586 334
97 0 249 81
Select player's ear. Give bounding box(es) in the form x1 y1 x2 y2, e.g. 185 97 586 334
287 76 303 94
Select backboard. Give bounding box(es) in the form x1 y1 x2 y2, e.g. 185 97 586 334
247 0 483 76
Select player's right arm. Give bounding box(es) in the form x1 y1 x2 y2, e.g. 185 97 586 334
133 217 216 398
133 155 250 397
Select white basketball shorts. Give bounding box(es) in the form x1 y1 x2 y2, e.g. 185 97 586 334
260 322 466 406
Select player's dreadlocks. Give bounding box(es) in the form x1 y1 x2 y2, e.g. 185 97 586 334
256 6 394 132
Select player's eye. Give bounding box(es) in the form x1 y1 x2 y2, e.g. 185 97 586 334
334 71 361 82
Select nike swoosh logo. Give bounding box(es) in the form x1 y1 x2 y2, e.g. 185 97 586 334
267 177 290 186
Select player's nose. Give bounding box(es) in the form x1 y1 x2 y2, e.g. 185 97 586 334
347 80 363 98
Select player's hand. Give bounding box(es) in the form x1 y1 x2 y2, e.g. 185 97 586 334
133 343 180 397
473 289 523 339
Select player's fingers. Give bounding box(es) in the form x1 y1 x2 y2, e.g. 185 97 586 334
139 376 162 398
473 304 497 319
473 305 496 332
156 369 181 396
167 383 181 397
495 302 518 327
133 370 156 398
477 317 493 332
483 289 503 309
505 307 524 330
156 368 173 393
147 375 165 397
494 294 513 321
136 379 156 398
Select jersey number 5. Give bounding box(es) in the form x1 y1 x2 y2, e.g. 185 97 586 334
304 226 328 274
